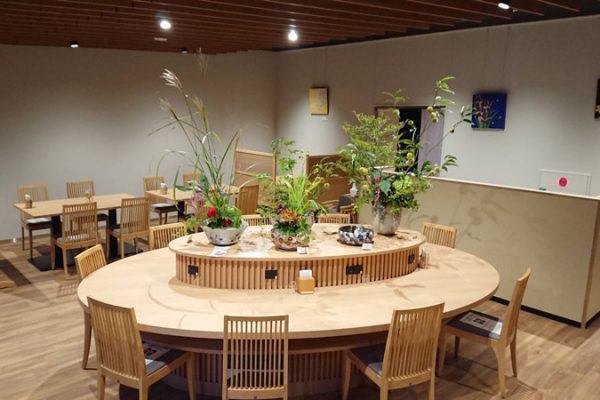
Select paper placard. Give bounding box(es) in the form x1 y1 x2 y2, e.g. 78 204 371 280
362 243 373 250
210 246 230 257
459 313 502 337
297 247 309 255
299 269 313 278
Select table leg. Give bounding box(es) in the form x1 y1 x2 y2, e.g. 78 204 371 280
108 209 118 258
177 201 186 221
51 215 62 268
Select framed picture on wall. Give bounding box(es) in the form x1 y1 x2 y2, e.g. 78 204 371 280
471 92 507 130
309 87 329 115
595 79 600 119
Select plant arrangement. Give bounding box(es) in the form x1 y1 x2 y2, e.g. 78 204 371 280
257 139 332 250
338 77 471 234
153 69 246 244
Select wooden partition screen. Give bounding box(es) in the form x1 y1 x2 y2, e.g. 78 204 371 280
306 155 350 203
233 149 276 188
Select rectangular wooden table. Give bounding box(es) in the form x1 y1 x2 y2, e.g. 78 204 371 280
146 186 239 219
14 193 135 265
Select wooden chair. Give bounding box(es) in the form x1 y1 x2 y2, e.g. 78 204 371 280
222 315 289 400
17 184 52 260
439 269 531 398
149 222 186 250
339 204 357 224
342 304 444 400
143 176 178 225
74 244 107 369
182 172 201 188
66 179 109 244
88 297 195 400
241 214 271 227
318 213 351 224
108 197 150 259
52 202 99 279
422 222 457 248
321 199 339 212
236 185 260 215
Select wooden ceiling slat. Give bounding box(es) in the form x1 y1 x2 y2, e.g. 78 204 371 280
328 0 493 22
0 0 592 54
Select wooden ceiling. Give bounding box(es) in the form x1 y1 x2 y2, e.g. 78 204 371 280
0 1 598 54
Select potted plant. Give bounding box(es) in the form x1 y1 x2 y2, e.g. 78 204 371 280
338 77 471 235
258 139 332 250
153 69 247 245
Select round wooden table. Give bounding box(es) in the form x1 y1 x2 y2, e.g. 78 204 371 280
77 225 499 396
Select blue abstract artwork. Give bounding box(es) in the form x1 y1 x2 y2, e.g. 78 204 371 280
472 92 507 130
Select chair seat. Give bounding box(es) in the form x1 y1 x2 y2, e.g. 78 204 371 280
143 343 185 375
57 233 95 243
350 343 386 376
24 217 52 226
447 310 503 341
151 203 177 211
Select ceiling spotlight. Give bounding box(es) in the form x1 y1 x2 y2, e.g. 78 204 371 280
69 40 79 48
288 29 298 42
159 19 172 30
180 47 188 54
498 1 511 9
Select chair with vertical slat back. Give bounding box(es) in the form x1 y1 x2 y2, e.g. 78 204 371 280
339 204 357 224
236 185 260 215
52 202 99 279
222 315 289 400
422 222 457 248
318 213 351 224
440 269 531 398
108 197 150 258
17 184 52 260
66 179 109 247
182 172 201 189
342 303 444 400
149 222 186 250
74 244 107 369
143 176 178 225
321 199 339 212
241 214 271 227
88 297 195 400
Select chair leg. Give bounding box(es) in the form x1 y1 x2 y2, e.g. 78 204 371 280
50 240 56 269
186 355 196 400
510 339 518 377
29 229 34 260
139 384 149 400
120 240 125 259
438 328 447 375
379 386 389 400
429 372 436 400
97 373 106 400
134 238 138 254
82 311 92 369
454 336 460 359
62 248 69 279
341 353 352 400
21 227 25 250
494 346 507 398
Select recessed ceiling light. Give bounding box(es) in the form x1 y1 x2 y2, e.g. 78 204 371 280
180 47 188 54
288 29 298 42
159 19 172 30
69 40 79 48
498 1 511 9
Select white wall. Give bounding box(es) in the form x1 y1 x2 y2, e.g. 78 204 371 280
275 16 600 191
0 45 277 240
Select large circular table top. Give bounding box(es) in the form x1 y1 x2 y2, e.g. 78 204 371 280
77 242 500 340
169 224 425 261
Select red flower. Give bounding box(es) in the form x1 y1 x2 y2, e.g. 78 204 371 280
224 219 233 227
206 207 217 218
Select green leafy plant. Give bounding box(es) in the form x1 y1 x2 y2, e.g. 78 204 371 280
152 69 243 231
338 76 471 215
257 139 333 238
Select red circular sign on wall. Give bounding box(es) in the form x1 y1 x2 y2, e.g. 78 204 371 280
557 176 569 188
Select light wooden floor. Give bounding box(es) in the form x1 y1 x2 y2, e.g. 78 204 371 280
1 235 599 400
